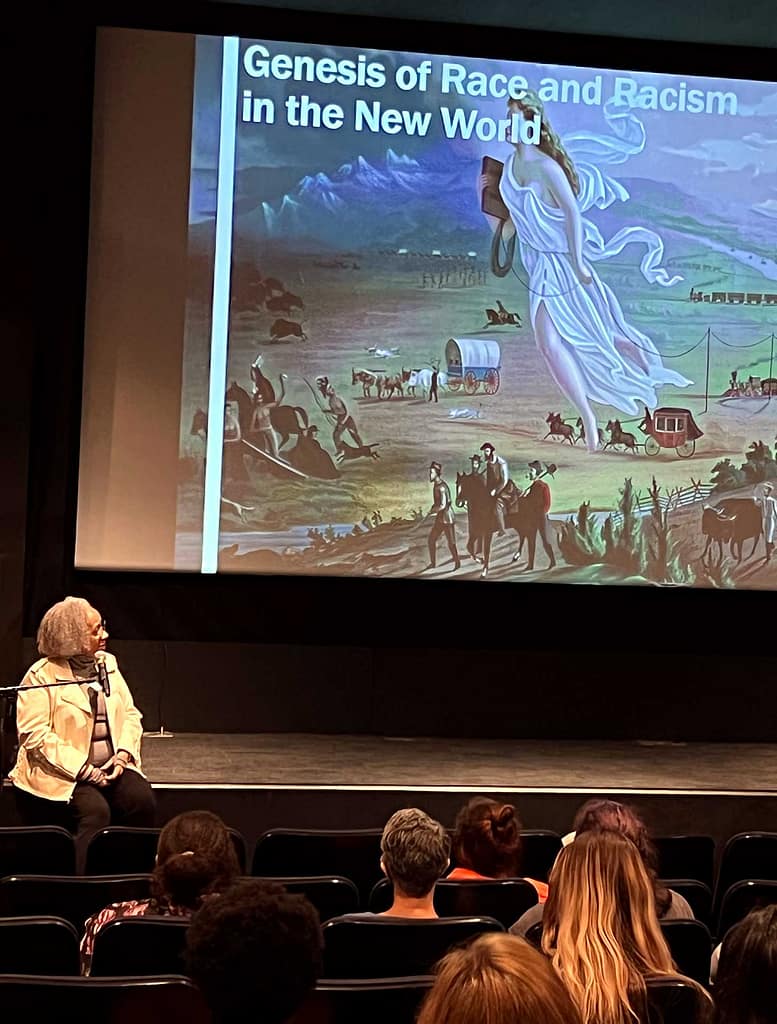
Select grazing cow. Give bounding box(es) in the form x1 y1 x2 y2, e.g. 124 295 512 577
702 499 762 562
270 318 307 342
352 367 379 398
380 373 404 398
409 368 448 398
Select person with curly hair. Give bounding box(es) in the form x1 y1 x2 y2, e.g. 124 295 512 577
10 596 155 870
80 810 241 974
186 879 322 1024
418 932 583 1024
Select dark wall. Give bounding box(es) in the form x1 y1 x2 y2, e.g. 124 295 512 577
9 1 777 741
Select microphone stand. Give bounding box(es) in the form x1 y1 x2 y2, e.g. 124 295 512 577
0 678 100 784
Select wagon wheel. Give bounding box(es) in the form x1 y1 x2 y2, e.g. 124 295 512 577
644 436 660 457
483 368 500 395
447 378 461 392
676 439 696 458
464 371 479 395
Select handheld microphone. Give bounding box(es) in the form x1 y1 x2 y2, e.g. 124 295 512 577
95 651 111 698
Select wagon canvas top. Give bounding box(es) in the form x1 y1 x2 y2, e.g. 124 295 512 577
446 338 502 369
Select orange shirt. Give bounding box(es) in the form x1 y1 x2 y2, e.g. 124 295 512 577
445 867 549 904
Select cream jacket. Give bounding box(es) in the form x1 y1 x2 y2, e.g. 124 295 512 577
9 653 144 802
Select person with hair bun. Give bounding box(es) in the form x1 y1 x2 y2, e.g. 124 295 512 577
447 797 548 902
80 810 241 974
417 932 582 1024
10 597 155 871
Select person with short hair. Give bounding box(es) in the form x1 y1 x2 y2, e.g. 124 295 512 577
447 797 548 902
417 932 583 1024
542 832 710 1024
186 879 322 1024
427 462 460 571
80 809 241 974
757 482 777 561
713 905 777 1023
379 807 451 917
10 597 155 871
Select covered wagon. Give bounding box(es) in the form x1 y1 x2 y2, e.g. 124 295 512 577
445 337 502 395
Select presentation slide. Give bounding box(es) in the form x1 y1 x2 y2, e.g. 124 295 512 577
79 27 777 588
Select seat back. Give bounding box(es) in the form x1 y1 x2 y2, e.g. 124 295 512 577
0 827 76 876
0 874 152 933
90 916 190 977
368 878 536 928
253 830 383 906
0 974 210 1022
715 834 777 915
645 975 710 1024
659 879 712 927
0 916 80 975
296 977 434 1024
518 831 562 883
654 836 714 889
717 879 777 939
86 826 247 874
659 920 712 986
261 876 359 922
321 915 503 979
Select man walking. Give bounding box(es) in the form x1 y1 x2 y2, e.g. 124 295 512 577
426 462 460 571
527 460 556 568
480 442 510 535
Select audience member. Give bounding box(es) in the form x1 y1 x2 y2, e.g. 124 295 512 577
713 905 777 1023
186 879 322 1024
512 798 692 936
447 797 548 902
542 831 710 1024
378 807 451 918
417 932 583 1024
80 809 241 974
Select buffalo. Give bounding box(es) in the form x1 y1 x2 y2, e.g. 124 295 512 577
270 318 307 342
702 498 762 561
266 292 304 315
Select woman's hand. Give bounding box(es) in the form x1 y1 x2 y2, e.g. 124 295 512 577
103 752 130 782
79 764 109 787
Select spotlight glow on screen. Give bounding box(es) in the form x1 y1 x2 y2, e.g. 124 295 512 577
77 27 777 589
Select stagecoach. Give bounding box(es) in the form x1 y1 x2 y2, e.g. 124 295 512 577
643 407 703 459
445 337 502 395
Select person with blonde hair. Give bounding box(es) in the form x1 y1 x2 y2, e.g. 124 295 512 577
418 932 582 1024
10 597 155 871
542 831 710 1024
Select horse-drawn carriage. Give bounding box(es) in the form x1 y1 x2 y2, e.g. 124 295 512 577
643 407 703 459
445 337 501 395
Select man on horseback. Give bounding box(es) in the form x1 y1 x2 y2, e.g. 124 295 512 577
426 462 460 572
480 442 515 536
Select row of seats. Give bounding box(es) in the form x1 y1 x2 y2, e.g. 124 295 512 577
0 911 716 985
0 973 702 1024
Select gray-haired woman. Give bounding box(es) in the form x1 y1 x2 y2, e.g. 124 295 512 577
10 597 155 870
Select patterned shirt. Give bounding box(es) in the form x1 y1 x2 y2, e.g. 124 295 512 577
80 898 192 975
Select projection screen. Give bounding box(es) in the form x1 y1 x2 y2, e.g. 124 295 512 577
75 25 777 589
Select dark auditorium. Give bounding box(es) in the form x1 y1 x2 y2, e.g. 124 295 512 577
4 0 777 1021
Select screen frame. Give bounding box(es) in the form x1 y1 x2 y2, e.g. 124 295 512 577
45 0 777 650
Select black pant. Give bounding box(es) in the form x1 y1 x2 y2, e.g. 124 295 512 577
14 771 156 872
428 520 459 567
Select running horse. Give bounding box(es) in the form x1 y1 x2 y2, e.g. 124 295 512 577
455 473 556 578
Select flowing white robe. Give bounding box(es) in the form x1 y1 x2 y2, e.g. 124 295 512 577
498 100 692 415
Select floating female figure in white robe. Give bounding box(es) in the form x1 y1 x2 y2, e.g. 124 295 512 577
484 92 691 451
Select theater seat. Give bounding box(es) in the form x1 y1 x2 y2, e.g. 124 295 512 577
518 831 562 883
0 916 80 975
654 836 714 890
0 974 210 1022
86 826 248 875
296 976 433 1024
253 829 383 906
0 875 151 933
0 827 76 876
645 975 710 1024
716 879 777 939
714 833 777 918
259 876 359 921
321 915 503 978
659 920 712 986
660 879 713 927
90 916 190 977
368 878 537 928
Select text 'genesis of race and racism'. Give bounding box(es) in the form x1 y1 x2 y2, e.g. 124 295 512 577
239 45 740 140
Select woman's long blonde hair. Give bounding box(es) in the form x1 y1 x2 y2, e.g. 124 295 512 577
542 831 677 1024
508 90 580 196
418 932 583 1024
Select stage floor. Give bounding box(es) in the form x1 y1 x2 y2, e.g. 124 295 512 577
141 733 777 794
